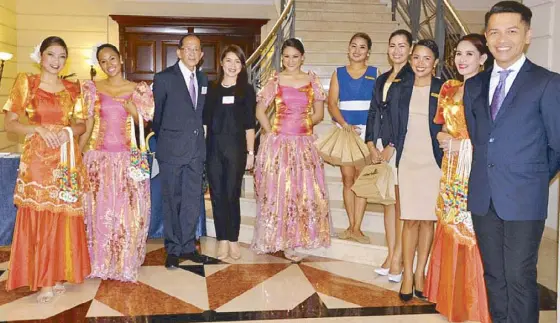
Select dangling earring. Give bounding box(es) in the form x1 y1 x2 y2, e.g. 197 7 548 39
479 63 484 72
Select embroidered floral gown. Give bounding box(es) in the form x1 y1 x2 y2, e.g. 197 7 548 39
81 81 154 282
251 72 331 253
425 80 491 323
3 73 91 291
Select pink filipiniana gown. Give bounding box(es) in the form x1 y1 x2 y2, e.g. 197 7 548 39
81 80 154 282
251 71 331 253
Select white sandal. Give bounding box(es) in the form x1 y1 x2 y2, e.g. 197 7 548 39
53 282 66 295
284 249 304 262
36 289 55 303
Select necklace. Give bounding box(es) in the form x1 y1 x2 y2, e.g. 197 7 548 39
221 82 236 88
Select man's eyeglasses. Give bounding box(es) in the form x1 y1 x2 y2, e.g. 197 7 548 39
180 47 201 53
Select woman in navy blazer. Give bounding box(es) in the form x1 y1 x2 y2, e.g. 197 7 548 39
373 39 443 301
365 29 414 283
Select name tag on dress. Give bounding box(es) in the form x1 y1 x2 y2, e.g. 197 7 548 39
222 96 235 104
201 86 207 95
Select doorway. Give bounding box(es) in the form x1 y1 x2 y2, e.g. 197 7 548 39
110 15 269 83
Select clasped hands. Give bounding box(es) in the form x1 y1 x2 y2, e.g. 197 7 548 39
369 145 395 164
437 132 461 153
35 125 70 149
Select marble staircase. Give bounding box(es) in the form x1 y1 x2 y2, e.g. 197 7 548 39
206 0 401 266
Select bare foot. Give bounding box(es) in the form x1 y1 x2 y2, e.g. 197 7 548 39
338 228 352 239
350 231 370 244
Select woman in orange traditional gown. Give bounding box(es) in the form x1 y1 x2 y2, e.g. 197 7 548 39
2 36 91 303
425 34 492 323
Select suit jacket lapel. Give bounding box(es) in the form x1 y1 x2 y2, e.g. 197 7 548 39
481 69 491 121
493 60 532 123
376 72 388 103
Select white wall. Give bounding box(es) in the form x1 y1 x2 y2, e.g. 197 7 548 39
522 0 560 234
523 0 560 309
449 0 492 10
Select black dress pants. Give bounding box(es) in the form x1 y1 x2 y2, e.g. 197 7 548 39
472 202 545 323
207 135 246 242
160 157 204 256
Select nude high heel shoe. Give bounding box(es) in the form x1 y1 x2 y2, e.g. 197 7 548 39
229 241 241 260
216 240 229 260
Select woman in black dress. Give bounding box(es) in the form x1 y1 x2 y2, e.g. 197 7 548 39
204 45 256 260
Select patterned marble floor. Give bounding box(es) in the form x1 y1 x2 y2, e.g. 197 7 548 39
0 238 556 323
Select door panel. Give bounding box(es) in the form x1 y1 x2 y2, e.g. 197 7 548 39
113 16 268 85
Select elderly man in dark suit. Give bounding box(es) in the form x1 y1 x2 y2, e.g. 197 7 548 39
152 34 209 269
464 2 560 322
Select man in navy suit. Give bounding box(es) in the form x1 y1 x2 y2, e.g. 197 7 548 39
464 2 560 322
153 35 209 269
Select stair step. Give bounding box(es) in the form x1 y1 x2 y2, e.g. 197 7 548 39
297 1 390 13
295 10 392 22
234 191 386 234
297 30 394 43
296 20 397 33
303 64 392 91
302 40 388 53
304 64 392 77
205 213 388 266
305 51 388 65
299 0 386 4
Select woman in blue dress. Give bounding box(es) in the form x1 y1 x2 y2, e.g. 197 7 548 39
327 32 378 243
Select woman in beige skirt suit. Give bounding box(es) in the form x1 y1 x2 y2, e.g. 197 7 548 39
377 39 444 301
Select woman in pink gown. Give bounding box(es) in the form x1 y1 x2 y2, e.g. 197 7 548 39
79 44 154 282
251 38 331 261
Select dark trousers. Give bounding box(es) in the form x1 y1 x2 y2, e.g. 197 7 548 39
207 135 246 242
472 202 545 323
160 158 204 256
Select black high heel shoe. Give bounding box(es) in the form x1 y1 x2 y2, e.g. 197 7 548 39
414 278 427 300
414 288 425 299
399 279 413 302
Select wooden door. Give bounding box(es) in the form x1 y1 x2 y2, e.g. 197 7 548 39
111 15 268 84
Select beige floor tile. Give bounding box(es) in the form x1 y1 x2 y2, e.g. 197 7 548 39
86 299 124 317
317 292 361 309
216 264 315 312
137 266 209 310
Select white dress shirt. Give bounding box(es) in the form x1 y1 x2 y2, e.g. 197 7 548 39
489 54 526 104
178 60 198 106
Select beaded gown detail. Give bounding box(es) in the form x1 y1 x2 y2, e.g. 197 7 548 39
425 79 491 323
81 81 154 282
3 73 91 291
251 72 331 253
